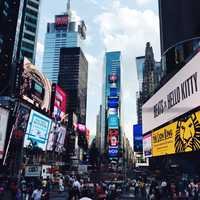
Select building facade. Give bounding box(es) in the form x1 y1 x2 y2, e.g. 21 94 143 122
101 51 121 159
42 12 86 83
0 0 27 96
58 47 88 125
159 0 200 77
21 0 41 63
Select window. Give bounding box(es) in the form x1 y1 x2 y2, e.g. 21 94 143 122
24 33 35 41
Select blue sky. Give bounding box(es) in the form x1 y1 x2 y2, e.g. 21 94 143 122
35 0 160 147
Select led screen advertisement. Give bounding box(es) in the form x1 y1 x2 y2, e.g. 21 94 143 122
142 52 200 135
108 97 119 108
55 15 68 27
108 74 118 83
108 115 119 129
108 129 119 147
51 84 67 120
108 146 118 157
110 87 117 97
24 110 52 150
152 108 200 157
0 108 9 159
133 124 143 152
143 134 152 157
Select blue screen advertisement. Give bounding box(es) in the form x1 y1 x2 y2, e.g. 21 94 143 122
110 87 117 97
24 110 52 150
108 146 118 157
108 97 119 108
108 115 119 129
133 124 143 152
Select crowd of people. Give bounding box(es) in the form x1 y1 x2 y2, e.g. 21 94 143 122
1 173 200 199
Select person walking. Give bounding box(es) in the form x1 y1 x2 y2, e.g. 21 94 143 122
31 186 43 200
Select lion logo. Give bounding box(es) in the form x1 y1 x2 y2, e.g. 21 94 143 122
175 113 200 153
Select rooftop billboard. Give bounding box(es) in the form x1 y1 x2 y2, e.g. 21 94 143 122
142 52 200 134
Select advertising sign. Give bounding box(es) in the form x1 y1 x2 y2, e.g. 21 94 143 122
108 129 119 147
108 115 119 129
152 109 200 157
108 74 117 83
54 126 66 153
0 108 9 159
46 122 56 151
143 134 152 157
110 87 117 97
51 84 67 120
133 124 143 152
142 52 200 134
25 165 42 177
108 146 118 157
107 108 118 115
55 15 68 27
24 110 52 150
20 59 51 111
108 97 119 108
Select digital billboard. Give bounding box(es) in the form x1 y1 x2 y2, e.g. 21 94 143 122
108 146 118 157
108 97 119 108
107 108 118 116
142 52 200 135
110 87 117 97
152 109 200 157
133 124 143 152
108 129 119 147
108 115 119 129
54 126 66 153
108 74 117 83
20 59 52 111
0 108 9 159
143 134 152 157
24 110 52 150
55 15 68 27
51 84 67 120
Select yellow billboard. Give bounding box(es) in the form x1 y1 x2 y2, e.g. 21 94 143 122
152 110 200 157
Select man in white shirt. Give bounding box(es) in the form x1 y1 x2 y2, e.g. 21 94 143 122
31 187 43 200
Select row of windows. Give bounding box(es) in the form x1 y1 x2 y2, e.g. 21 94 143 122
22 41 34 50
28 0 39 9
26 8 38 17
25 24 36 32
23 33 35 41
25 15 37 25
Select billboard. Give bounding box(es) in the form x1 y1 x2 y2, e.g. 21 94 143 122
143 134 152 157
108 97 119 108
20 59 52 111
108 74 118 83
110 87 117 97
51 84 67 120
24 110 52 150
142 52 200 134
107 108 118 116
108 129 119 147
152 109 200 157
0 108 9 159
133 124 143 152
108 146 118 157
108 115 119 129
55 15 68 27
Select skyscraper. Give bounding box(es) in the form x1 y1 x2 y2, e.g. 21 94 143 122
21 0 41 63
42 0 86 83
101 51 121 158
0 0 27 95
58 47 88 124
136 43 162 124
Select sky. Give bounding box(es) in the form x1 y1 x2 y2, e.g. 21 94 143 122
35 0 161 147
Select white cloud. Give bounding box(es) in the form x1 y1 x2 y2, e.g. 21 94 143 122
95 4 160 144
135 0 154 6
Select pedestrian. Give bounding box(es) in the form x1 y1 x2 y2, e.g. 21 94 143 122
31 186 43 200
59 177 64 192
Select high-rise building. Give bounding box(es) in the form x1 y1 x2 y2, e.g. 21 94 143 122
159 0 200 76
21 0 41 63
136 42 162 124
58 47 88 124
0 0 27 95
42 1 86 83
101 51 121 158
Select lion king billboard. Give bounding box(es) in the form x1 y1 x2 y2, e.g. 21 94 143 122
152 109 200 157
